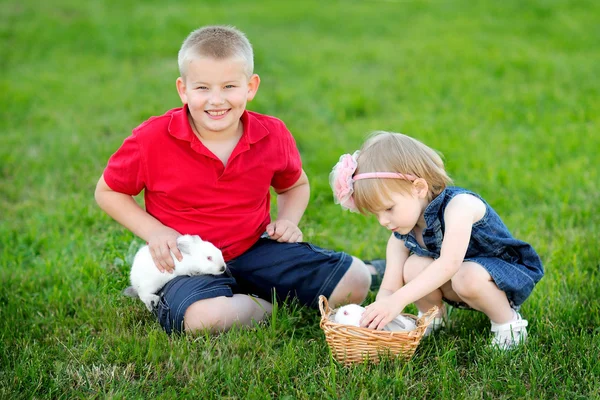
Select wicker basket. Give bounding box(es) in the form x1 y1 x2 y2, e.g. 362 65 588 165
318 295 438 366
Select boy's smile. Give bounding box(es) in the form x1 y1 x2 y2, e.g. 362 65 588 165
176 57 260 139
206 110 228 117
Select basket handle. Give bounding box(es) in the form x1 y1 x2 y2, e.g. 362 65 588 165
318 295 330 317
417 305 439 327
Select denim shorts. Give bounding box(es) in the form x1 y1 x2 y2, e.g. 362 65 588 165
464 255 535 310
153 237 352 334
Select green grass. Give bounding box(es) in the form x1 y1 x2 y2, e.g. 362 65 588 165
1 0 599 398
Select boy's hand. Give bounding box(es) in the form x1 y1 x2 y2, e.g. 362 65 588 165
266 219 303 243
147 227 182 273
360 295 406 330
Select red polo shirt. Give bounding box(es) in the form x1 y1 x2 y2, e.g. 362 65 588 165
103 106 303 261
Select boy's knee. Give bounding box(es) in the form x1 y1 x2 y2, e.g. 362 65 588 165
184 298 228 333
328 257 370 307
183 295 271 334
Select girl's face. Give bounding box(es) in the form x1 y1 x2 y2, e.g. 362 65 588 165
374 184 428 234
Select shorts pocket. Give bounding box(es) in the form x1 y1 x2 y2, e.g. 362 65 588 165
302 242 335 257
153 294 173 335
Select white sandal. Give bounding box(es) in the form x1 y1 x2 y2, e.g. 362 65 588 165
490 313 528 350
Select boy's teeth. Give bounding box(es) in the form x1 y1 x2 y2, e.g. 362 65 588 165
207 110 226 116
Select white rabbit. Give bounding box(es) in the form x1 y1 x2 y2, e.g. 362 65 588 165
333 303 417 332
127 234 227 311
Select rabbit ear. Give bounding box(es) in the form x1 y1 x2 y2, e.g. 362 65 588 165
176 235 192 255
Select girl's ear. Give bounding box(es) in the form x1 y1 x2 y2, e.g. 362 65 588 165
412 178 429 199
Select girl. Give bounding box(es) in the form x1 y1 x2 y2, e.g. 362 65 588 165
330 131 544 349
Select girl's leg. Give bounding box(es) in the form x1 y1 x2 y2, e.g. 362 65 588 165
451 261 528 349
184 295 273 333
450 261 514 324
403 254 447 318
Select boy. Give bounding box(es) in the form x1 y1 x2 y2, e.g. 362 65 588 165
95 25 376 334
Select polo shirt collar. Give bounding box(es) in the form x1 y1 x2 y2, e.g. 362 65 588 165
168 104 196 142
168 105 270 145
241 110 270 144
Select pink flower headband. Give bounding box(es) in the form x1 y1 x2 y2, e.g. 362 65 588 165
329 151 417 212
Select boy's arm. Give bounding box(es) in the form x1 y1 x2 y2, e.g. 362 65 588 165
376 234 410 300
361 194 485 330
266 169 309 243
95 175 182 272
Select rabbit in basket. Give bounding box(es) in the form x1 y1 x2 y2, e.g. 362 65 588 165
334 303 417 332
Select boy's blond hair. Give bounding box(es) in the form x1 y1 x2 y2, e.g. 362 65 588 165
353 131 453 214
178 25 254 78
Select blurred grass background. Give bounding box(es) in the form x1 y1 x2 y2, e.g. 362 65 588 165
1 0 599 398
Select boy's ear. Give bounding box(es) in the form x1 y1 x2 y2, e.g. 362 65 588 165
412 178 429 198
246 74 260 101
176 77 188 104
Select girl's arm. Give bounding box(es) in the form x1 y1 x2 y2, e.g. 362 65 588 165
376 233 410 300
361 193 486 330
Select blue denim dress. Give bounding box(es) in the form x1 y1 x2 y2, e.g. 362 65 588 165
394 186 544 308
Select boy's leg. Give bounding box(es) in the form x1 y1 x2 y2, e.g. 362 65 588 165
228 238 370 310
362 259 387 291
183 256 371 333
184 294 272 333
153 273 271 335
328 256 370 307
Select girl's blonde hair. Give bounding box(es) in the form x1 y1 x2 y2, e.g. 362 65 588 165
353 131 452 214
178 25 254 79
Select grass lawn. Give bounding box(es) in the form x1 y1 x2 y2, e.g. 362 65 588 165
1 0 599 398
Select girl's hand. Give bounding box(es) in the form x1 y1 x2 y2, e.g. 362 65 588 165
360 295 406 330
375 288 394 301
147 227 182 273
266 219 303 243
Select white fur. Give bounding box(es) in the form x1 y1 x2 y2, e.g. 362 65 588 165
333 304 417 332
333 304 365 326
130 234 227 311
